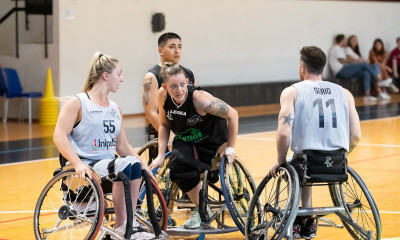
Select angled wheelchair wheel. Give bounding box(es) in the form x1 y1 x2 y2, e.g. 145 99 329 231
329 166 382 240
137 175 168 231
245 164 300 240
34 168 104 240
220 156 258 235
137 138 158 165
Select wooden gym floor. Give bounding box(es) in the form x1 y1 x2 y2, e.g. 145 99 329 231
0 95 400 240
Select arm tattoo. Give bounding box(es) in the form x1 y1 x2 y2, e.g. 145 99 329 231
203 98 229 117
142 78 152 105
282 113 294 126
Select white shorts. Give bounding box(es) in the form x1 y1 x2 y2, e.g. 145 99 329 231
84 156 141 179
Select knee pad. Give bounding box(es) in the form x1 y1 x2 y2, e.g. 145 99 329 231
130 162 141 180
120 162 141 181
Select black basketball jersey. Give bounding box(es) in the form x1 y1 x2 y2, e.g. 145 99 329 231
163 86 228 145
148 64 195 88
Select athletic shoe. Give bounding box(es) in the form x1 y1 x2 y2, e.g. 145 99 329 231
389 83 399 93
301 217 317 239
363 96 377 102
379 92 390 100
378 78 392 87
114 219 155 239
183 210 201 229
183 206 213 229
292 223 302 238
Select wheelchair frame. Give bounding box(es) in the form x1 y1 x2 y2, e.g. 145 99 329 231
245 158 382 240
137 138 258 237
34 162 169 240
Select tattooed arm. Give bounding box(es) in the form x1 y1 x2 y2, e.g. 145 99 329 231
269 86 297 177
193 90 238 162
149 88 169 171
141 73 160 130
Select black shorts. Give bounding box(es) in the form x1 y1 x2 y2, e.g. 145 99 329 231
168 139 221 192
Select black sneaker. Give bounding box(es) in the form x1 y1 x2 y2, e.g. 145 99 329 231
301 217 317 239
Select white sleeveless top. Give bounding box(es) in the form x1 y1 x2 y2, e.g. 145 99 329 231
68 93 121 161
291 80 349 154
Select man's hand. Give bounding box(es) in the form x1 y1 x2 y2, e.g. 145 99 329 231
74 161 92 179
268 162 282 178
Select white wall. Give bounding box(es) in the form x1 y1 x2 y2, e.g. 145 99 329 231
58 0 400 115
0 0 59 120
2 0 400 117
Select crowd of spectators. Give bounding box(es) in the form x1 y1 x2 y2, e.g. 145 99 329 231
329 34 399 102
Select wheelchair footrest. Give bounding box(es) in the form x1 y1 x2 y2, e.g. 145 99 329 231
165 225 238 236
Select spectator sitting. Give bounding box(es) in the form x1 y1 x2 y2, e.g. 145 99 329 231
369 38 398 97
329 34 386 101
386 37 400 88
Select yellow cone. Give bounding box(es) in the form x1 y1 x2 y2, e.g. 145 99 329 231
40 68 59 126
44 68 55 98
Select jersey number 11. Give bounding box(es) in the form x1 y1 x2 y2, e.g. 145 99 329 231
313 98 337 128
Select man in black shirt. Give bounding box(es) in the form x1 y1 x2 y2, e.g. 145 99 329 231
141 32 198 141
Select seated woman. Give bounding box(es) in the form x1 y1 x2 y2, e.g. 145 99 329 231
369 38 395 99
346 35 391 100
149 63 238 229
53 52 154 239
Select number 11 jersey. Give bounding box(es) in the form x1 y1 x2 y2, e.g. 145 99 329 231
291 80 349 154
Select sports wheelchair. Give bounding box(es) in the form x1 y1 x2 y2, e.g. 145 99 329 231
137 138 257 238
245 149 381 240
33 154 169 240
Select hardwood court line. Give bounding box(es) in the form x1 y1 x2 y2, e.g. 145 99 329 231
0 145 55 154
239 115 400 138
361 115 400 123
238 136 275 141
0 213 55 224
238 136 400 148
0 157 57 167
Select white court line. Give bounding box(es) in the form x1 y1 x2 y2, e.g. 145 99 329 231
0 157 57 167
0 210 56 214
238 136 400 148
238 116 400 138
1 116 398 167
238 136 275 141
358 143 400 148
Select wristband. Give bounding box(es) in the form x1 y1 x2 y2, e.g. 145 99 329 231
224 147 235 155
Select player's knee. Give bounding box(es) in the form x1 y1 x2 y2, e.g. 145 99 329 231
130 162 141 180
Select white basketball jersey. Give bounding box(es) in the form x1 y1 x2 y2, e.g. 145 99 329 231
291 80 349 154
68 93 121 161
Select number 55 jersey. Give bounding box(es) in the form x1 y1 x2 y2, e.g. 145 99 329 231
291 80 349 154
68 92 121 161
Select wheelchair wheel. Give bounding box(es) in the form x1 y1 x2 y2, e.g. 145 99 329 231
329 166 382 240
245 164 300 240
137 175 168 231
137 138 158 165
34 168 104 240
220 156 258 235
